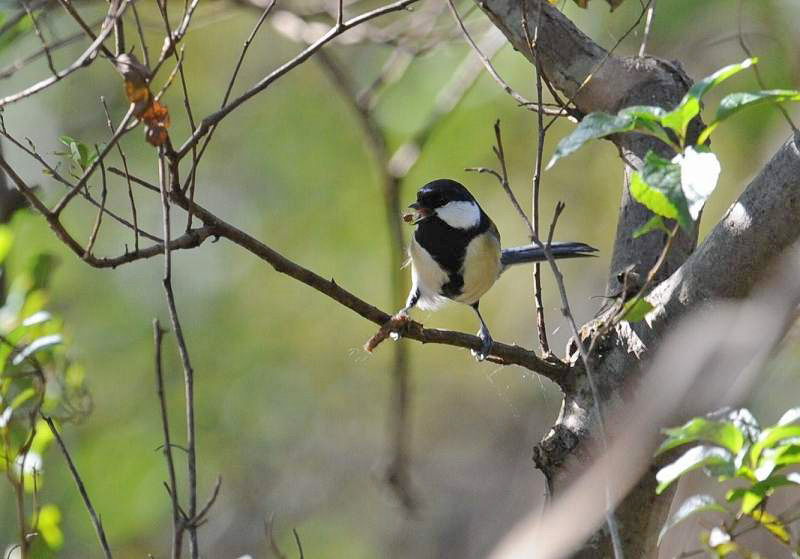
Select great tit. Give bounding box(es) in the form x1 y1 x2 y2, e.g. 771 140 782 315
400 178 596 360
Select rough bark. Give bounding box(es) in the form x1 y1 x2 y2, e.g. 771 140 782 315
475 1 800 557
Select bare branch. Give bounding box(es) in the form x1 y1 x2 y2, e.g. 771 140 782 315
153 319 183 559
157 147 200 559
0 1 130 107
176 0 421 159
43 416 113 559
21 0 57 75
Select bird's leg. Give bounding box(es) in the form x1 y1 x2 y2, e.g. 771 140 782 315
470 302 493 361
397 288 420 318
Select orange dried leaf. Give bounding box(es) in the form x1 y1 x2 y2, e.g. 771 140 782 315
145 125 169 147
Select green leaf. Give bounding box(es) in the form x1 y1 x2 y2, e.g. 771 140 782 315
715 89 800 123
754 443 800 480
698 89 800 144
11 334 62 365
726 474 800 514
629 152 691 229
750 425 800 468
658 417 746 455
675 146 721 221
0 226 14 265
37 504 64 549
0 13 33 53
547 113 632 168
9 387 36 410
658 494 727 545
661 58 757 140
633 215 670 238
620 298 654 323
656 445 733 494
58 135 93 170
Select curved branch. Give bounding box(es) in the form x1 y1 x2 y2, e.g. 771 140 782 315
176 0 421 159
167 189 569 382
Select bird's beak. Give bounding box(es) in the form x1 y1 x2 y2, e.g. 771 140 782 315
403 202 432 225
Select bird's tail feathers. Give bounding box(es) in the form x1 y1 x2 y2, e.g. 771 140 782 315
500 242 597 270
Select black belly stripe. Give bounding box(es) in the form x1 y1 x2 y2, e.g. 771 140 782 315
414 211 493 299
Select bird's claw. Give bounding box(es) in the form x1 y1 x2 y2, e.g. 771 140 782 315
470 331 494 362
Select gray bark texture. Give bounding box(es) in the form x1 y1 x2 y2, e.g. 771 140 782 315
475 0 800 557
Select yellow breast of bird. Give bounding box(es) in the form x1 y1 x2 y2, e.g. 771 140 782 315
454 232 502 306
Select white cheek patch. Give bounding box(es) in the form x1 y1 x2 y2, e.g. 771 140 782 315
435 201 481 230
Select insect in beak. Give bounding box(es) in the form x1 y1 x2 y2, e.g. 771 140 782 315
403 202 432 225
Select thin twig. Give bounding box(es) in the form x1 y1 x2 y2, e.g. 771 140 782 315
130 2 150 67
176 0 422 159
21 0 57 75
638 0 656 57
0 1 130 107
154 319 183 559
522 3 550 355
542 0 653 134
446 0 534 110
0 0 48 38
42 415 113 559
0 126 158 242
158 148 199 559
180 0 277 193
0 25 93 80
736 0 797 133
100 97 140 251
56 0 116 60
52 103 137 216
83 147 109 258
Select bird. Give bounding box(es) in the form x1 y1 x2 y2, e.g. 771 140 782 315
398 178 596 361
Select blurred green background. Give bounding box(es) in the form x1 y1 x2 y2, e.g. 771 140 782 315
1 0 799 557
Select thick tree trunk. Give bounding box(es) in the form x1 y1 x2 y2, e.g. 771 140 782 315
475 1 800 557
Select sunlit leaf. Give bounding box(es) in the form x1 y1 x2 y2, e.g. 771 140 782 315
726 474 800 513
750 425 800 468
21 311 52 327
661 58 757 140
749 509 790 544
37 504 63 549
656 445 733 493
0 227 13 265
658 417 745 455
708 526 731 548
777 407 800 426
753 443 800 480
30 419 55 454
658 494 726 545
620 298 654 323
11 334 62 365
629 152 691 230
0 406 12 428
547 113 632 168
715 89 800 124
674 146 721 221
